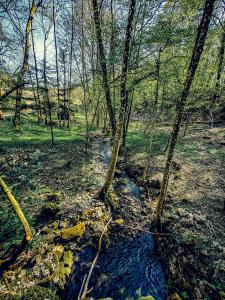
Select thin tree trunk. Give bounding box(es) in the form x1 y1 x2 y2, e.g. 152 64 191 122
155 0 216 230
211 23 225 109
68 0 74 128
43 34 54 145
92 0 116 137
99 0 136 206
53 0 60 108
31 22 42 122
13 0 43 128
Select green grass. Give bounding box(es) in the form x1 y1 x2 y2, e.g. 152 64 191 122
0 113 88 148
126 124 171 156
126 121 225 165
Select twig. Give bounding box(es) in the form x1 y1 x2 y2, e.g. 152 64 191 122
112 222 171 236
3 272 11 292
78 218 112 300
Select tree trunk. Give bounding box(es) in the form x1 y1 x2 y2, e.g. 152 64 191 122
99 0 136 206
31 22 42 122
92 0 116 137
53 0 61 108
43 33 54 145
212 23 225 106
155 0 216 230
13 0 42 128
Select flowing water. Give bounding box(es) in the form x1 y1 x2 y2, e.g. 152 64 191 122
65 138 167 300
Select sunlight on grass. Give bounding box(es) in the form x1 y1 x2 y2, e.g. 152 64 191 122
0 113 87 147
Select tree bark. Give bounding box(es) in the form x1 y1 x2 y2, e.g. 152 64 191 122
212 23 225 105
99 0 136 206
92 0 116 137
31 21 42 122
13 0 43 128
53 0 61 108
155 0 216 230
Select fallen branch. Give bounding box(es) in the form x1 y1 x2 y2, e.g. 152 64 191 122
0 177 32 276
78 218 112 300
112 221 172 236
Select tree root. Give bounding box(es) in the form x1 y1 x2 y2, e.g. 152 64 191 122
97 188 118 211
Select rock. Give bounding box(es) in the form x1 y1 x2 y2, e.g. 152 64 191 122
39 203 60 219
114 219 124 225
140 186 145 192
61 222 85 240
176 207 188 217
115 169 122 176
147 179 161 189
193 214 206 223
121 188 129 194
119 178 128 185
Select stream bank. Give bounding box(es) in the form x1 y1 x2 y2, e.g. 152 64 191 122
64 137 167 300
0 136 167 300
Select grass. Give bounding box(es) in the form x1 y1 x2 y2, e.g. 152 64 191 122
126 121 225 166
0 113 88 148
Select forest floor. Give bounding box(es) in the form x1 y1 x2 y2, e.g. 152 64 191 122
0 116 225 300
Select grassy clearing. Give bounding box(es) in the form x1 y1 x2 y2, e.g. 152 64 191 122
0 113 87 148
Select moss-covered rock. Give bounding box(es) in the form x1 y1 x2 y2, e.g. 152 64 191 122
52 250 74 289
44 192 63 203
119 178 128 185
61 222 85 240
40 203 61 219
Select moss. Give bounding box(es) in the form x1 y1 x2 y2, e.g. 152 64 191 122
119 178 128 185
40 203 60 219
63 250 73 268
61 222 85 240
22 286 59 300
167 293 182 300
81 208 94 220
139 297 155 300
114 219 124 225
53 245 64 259
52 250 74 289
44 192 63 203
121 188 129 194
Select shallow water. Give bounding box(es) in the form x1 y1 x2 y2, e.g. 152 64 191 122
65 138 167 300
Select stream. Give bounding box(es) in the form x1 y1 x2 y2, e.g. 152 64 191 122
65 138 167 300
